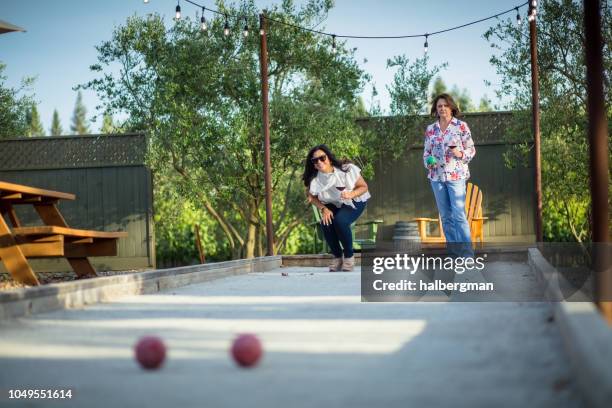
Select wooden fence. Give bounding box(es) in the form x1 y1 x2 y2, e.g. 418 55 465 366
0 134 155 272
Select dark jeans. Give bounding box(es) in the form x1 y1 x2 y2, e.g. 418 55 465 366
320 200 367 258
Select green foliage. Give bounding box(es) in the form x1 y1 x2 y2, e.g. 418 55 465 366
448 85 475 112
429 76 477 112
430 77 447 101
282 223 315 254
484 0 612 242
362 55 446 162
154 171 232 264
80 0 370 259
100 113 116 134
50 109 63 136
478 94 493 112
70 90 90 134
543 195 589 242
26 103 45 136
388 55 446 117
0 62 35 138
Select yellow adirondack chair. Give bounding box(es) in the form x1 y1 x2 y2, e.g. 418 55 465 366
413 182 487 247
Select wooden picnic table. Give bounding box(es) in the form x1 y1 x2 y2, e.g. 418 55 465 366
0 181 127 286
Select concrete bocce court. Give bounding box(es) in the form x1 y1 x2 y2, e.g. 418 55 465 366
0 249 610 408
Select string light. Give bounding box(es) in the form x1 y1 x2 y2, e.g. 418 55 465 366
528 0 537 22
259 18 265 36
243 17 249 37
144 0 149 4
166 0 530 52
175 0 181 20
223 15 230 36
200 6 207 31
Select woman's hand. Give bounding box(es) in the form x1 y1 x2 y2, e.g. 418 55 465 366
321 207 334 225
345 176 368 199
340 190 353 200
449 146 463 158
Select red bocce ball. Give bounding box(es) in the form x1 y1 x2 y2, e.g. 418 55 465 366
231 334 263 368
134 336 166 370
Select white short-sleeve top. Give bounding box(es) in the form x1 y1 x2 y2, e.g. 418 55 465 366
309 163 371 208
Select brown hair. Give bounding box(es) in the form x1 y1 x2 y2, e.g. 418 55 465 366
430 93 461 118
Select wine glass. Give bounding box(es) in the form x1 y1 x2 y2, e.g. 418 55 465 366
447 138 459 154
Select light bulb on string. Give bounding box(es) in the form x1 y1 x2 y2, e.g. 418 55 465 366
144 0 149 4
259 18 265 36
175 0 181 20
331 34 337 54
528 0 537 21
224 15 230 36
424 34 429 54
515 7 521 26
200 7 207 31
243 17 249 37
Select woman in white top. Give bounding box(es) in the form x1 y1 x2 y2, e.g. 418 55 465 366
302 144 370 271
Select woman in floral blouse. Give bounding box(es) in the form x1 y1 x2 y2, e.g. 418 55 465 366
423 93 476 256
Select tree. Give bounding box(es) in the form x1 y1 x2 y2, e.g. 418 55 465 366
100 112 116 134
449 85 475 112
26 103 45 136
388 56 446 117
81 0 369 259
50 109 63 135
0 62 35 138
430 76 447 101
429 76 476 112
365 55 447 160
478 94 493 112
70 90 90 134
484 0 612 242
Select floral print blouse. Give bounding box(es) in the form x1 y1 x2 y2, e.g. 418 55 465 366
423 117 476 182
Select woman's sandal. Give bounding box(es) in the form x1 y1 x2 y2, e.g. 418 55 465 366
341 256 355 271
329 257 343 272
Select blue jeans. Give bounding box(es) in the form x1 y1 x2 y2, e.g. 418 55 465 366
320 200 367 258
430 180 473 257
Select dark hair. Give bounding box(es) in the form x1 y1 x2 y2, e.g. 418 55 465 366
430 93 461 118
302 144 350 188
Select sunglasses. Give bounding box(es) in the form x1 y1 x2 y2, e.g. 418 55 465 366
310 154 327 164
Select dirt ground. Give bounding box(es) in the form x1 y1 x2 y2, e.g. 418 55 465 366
0 269 152 291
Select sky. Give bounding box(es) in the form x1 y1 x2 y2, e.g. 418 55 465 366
0 0 523 134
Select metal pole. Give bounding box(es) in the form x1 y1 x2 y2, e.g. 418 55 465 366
259 13 275 256
583 0 611 323
528 5 543 243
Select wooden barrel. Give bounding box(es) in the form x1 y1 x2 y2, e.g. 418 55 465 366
392 221 421 253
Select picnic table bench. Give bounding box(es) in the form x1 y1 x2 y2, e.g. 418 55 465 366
0 180 127 286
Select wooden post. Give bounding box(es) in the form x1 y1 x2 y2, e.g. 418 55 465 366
583 0 611 323
194 224 205 264
259 12 275 256
528 2 543 243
